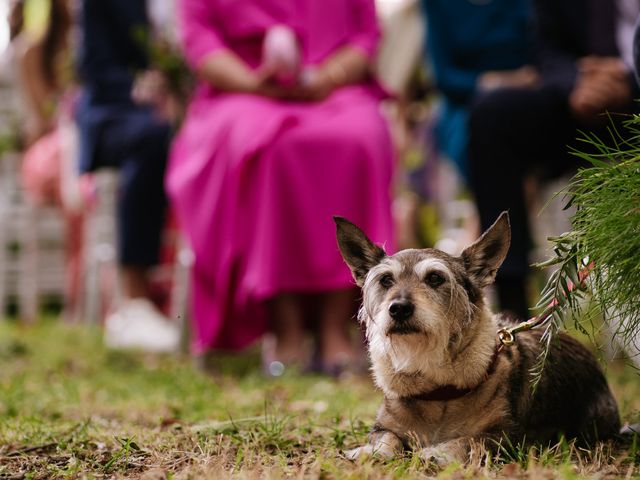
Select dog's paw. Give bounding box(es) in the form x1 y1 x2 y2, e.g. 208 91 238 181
344 445 374 460
344 444 396 461
418 446 456 468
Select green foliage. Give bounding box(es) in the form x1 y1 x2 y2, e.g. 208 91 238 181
0 130 20 157
534 114 640 382
133 25 194 100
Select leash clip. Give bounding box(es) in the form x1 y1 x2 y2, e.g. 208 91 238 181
497 328 515 347
496 312 551 347
495 261 594 348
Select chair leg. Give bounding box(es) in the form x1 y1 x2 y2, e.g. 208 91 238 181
170 240 194 352
0 203 6 321
82 232 101 325
82 170 121 325
19 203 39 324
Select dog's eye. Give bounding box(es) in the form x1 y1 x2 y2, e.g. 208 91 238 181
426 272 445 288
379 274 394 288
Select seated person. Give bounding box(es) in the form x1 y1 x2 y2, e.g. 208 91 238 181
167 0 394 374
76 0 179 351
468 0 640 319
14 0 71 146
15 0 84 323
421 0 538 177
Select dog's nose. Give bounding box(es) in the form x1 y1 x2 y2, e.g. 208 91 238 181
388 299 414 321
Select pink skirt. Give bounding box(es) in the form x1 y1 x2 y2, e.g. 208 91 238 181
167 85 395 353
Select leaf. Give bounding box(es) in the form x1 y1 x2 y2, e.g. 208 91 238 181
534 256 564 269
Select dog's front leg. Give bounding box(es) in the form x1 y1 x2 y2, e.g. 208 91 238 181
345 429 403 460
419 436 472 467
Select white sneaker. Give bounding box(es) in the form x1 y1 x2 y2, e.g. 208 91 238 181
104 298 181 353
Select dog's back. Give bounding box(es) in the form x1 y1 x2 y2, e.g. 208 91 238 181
508 327 621 445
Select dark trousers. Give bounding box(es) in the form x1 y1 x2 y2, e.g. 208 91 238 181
96 108 171 267
468 86 632 318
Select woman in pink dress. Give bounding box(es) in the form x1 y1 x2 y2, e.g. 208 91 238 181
168 0 395 372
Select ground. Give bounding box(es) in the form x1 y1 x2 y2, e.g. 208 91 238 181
0 320 639 479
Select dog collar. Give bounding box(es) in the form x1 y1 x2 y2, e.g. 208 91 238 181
406 345 502 402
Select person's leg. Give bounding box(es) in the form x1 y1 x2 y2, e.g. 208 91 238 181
62 210 84 323
116 117 170 300
468 87 572 319
266 293 307 368
100 111 178 352
316 288 360 372
97 109 170 299
120 266 151 299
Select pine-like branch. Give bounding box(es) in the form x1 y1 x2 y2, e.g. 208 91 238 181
531 114 640 386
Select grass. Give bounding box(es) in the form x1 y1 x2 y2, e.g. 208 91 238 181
0 319 639 479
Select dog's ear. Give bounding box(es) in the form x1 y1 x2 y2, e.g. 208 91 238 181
334 216 386 286
461 211 510 288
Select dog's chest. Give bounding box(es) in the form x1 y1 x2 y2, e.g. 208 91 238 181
382 382 511 446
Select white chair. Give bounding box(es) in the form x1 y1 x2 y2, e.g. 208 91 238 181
81 169 121 324
0 152 66 322
81 169 192 348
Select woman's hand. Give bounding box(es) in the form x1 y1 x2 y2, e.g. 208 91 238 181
198 45 370 102
249 65 291 98
294 68 335 101
290 46 370 102
199 51 289 98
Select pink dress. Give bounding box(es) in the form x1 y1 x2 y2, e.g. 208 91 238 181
167 0 395 353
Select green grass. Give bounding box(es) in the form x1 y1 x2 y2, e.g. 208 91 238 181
0 319 639 479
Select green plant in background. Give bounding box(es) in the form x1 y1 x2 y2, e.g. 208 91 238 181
532 113 640 382
147 37 194 103
0 132 17 157
133 26 194 106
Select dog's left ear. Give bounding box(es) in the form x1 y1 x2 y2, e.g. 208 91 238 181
334 216 386 287
461 211 510 288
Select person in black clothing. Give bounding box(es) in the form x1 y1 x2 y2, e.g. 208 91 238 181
76 0 179 351
468 0 640 319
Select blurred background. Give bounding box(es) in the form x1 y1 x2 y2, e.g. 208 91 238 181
2 2 640 476
0 0 634 368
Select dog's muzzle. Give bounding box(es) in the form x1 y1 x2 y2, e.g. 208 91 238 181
387 298 421 335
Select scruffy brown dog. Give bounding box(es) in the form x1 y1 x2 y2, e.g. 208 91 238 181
335 212 620 465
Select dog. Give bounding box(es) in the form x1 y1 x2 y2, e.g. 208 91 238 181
335 212 621 466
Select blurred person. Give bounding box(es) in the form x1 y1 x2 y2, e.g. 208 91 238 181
468 0 640 320
421 0 538 178
9 0 88 324
167 0 394 374
15 0 71 145
76 0 179 352
8 0 25 42
0 0 25 81
414 0 538 261
0 0 25 136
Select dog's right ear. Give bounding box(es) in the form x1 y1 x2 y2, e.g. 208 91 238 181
334 216 386 287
